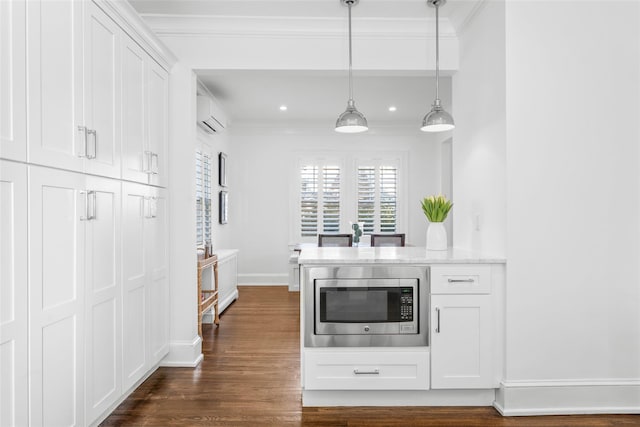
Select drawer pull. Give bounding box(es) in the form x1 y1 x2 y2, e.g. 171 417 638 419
447 278 475 283
354 369 380 375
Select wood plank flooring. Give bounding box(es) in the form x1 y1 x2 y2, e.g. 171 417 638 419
101 286 639 426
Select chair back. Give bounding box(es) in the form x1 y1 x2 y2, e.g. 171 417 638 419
318 234 353 247
370 233 405 247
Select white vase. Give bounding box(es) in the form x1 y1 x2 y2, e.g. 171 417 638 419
426 222 447 250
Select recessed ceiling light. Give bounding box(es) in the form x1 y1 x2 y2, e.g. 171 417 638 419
388 106 397 112
279 105 288 111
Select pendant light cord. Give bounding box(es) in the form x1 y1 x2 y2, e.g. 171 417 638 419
348 1 354 101
434 1 440 102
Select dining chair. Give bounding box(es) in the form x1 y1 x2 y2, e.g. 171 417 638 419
370 233 405 247
318 234 353 247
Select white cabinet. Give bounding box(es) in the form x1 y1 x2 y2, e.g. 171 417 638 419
0 161 28 427
28 166 124 426
26 1 121 178
217 249 239 312
122 182 169 390
430 265 495 389
0 0 27 162
121 40 169 187
304 349 430 391
28 166 87 427
84 176 122 424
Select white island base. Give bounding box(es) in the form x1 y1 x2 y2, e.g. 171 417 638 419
303 389 497 407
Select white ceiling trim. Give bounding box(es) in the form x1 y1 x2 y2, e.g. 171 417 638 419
140 14 457 40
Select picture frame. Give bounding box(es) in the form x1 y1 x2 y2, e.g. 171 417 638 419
218 152 227 187
219 190 228 224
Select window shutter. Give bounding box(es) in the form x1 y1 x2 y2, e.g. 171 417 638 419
196 150 204 245
322 166 341 233
300 165 318 237
357 164 398 233
203 153 212 243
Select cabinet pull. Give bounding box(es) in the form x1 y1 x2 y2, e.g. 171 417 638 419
151 152 159 175
144 196 157 219
447 278 475 283
354 369 379 375
77 126 88 158
80 191 96 220
86 129 97 159
435 307 441 333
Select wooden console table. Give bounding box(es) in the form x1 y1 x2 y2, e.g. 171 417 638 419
197 255 219 337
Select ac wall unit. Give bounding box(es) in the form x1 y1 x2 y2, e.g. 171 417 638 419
197 95 228 133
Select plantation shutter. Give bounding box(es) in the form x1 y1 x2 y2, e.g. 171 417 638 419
357 164 398 233
195 150 213 246
300 164 341 237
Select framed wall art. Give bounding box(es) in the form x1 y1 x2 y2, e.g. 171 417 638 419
219 190 228 224
219 152 227 187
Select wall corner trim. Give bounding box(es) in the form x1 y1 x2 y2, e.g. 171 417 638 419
495 379 640 416
160 336 204 367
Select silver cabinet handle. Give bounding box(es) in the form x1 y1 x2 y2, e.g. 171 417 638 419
354 369 380 375
144 151 159 175
77 126 88 158
144 196 157 219
151 152 159 174
448 278 475 283
80 191 96 220
435 307 440 333
86 129 97 159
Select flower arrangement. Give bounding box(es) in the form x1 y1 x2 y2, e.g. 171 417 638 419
421 194 453 223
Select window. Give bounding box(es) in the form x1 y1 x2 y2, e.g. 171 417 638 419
357 164 398 233
300 164 341 237
196 150 212 246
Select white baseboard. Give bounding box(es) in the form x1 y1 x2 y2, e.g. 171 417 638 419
238 273 288 285
495 379 640 416
303 389 496 407
160 335 204 367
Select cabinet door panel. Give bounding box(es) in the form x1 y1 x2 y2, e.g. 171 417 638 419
147 61 168 187
84 3 120 178
121 38 148 184
148 189 168 363
122 183 148 389
84 177 121 423
0 161 28 426
27 0 84 172
430 294 493 389
29 166 85 426
0 0 27 161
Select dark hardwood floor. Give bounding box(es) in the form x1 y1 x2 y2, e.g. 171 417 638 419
101 286 639 426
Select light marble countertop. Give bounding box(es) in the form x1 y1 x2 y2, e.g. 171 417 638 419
297 246 505 264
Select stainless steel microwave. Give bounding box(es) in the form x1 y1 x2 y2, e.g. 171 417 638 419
303 266 429 347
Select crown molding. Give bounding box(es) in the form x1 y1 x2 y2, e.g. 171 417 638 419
140 14 458 41
94 0 178 70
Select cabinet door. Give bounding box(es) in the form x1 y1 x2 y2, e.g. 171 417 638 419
0 0 27 162
84 2 121 179
147 188 169 364
84 176 121 424
146 60 169 187
27 0 85 172
430 294 494 389
121 36 148 184
28 166 85 427
122 182 149 390
0 161 28 427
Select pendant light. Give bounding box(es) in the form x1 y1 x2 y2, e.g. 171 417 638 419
335 0 368 133
421 0 455 132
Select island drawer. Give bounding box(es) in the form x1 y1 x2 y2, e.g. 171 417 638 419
303 349 429 390
430 265 491 294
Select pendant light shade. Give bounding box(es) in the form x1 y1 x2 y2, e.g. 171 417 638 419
335 0 368 133
421 0 454 133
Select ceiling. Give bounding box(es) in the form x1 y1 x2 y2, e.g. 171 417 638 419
130 0 470 126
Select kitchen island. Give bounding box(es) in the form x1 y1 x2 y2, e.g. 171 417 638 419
298 246 506 408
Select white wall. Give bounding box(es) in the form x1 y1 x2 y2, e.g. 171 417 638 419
499 0 640 414
452 0 506 257
228 125 447 284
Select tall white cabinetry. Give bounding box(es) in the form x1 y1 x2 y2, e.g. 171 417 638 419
1 0 173 425
0 161 28 427
122 183 169 390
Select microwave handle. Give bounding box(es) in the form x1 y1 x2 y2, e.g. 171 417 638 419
435 307 441 333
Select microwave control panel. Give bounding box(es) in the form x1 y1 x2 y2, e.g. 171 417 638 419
400 288 413 321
